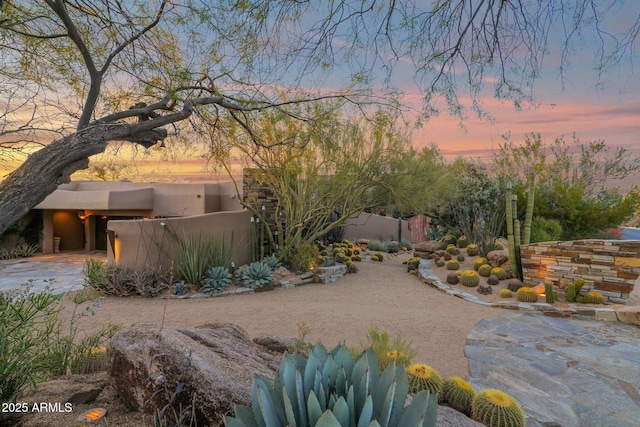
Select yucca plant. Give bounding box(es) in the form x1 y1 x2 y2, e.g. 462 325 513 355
201 266 233 294
224 344 438 427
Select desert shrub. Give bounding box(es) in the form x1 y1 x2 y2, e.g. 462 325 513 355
170 231 234 284
359 327 417 371
287 242 319 272
366 239 386 252
83 257 113 290
0 283 62 402
400 239 413 250
0 282 119 402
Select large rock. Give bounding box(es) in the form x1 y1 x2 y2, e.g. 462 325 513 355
413 240 445 259
616 306 640 326
107 323 279 426
487 250 510 267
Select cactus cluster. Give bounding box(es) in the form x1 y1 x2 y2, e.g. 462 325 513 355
374 252 385 261
441 377 475 416
407 364 442 395
471 389 525 427
566 278 586 303
461 270 480 287
515 287 538 303
224 344 439 427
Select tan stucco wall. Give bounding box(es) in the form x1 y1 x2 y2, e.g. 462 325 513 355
343 213 410 242
107 209 252 271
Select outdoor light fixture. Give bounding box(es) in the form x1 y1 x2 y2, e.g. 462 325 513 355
77 407 106 423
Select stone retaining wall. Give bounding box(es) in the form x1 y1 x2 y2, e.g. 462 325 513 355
520 240 640 304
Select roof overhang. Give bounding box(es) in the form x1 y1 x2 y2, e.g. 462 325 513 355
35 187 154 210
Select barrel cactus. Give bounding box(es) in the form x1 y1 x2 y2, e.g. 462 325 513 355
499 289 513 298
471 389 525 427
374 252 385 261
461 270 480 287
447 260 460 270
457 236 469 248
441 377 475 416
446 272 460 285
490 267 507 280
493 241 505 250
443 235 457 246
574 278 585 296
371 255 380 262
487 275 500 286
407 364 442 395
466 244 479 256
516 287 539 303
224 344 439 427
583 291 606 304
443 252 453 261
473 257 489 271
435 259 445 267
335 251 347 263
478 264 493 277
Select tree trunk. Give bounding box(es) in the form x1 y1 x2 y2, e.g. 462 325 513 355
0 123 167 234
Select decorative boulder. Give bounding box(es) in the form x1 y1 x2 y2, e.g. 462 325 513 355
107 323 279 426
272 266 292 286
486 250 510 267
413 240 445 259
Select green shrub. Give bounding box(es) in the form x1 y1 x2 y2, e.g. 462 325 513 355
0 284 62 402
170 231 234 284
530 217 563 243
288 242 319 272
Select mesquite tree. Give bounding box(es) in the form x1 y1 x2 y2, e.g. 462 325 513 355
1 1 638 234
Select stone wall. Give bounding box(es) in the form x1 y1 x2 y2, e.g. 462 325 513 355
520 240 640 304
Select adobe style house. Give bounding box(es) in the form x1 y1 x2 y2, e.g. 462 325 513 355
33 180 253 269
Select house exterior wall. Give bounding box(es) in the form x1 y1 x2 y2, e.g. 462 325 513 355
520 240 640 304
107 209 252 271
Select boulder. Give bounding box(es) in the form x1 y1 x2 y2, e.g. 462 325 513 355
616 306 640 326
272 266 293 286
437 405 485 427
253 335 294 354
413 240 445 259
487 250 510 267
107 323 279 426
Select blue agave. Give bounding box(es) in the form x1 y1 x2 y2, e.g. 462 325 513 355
238 262 273 289
224 344 438 427
201 266 232 294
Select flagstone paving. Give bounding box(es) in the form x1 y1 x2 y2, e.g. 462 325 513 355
0 251 106 295
466 311 640 426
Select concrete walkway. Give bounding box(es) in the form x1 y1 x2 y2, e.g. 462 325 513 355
0 251 106 295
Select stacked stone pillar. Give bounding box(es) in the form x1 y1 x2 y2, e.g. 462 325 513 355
242 168 282 260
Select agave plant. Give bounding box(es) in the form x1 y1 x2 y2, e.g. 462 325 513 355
263 254 282 271
224 344 438 427
238 261 273 289
201 266 233 294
